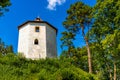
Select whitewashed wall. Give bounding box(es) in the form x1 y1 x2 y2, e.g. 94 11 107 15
18 24 29 58
28 23 47 59
18 22 57 59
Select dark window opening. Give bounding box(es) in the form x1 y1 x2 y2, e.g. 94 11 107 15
34 39 38 45
35 27 39 32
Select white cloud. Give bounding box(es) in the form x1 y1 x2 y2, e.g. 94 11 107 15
47 0 66 10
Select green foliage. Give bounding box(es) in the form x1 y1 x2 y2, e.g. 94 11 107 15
61 31 75 49
61 31 75 58
62 1 93 73
53 67 97 80
88 0 120 79
61 0 120 79
0 38 14 55
60 47 89 72
0 0 11 16
0 54 98 80
63 2 92 35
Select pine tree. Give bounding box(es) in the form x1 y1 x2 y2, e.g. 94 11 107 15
63 2 93 73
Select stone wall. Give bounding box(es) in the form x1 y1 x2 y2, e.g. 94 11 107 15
28 23 47 59
18 22 57 59
46 24 57 58
18 24 29 57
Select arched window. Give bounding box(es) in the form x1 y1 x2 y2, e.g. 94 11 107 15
34 39 38 45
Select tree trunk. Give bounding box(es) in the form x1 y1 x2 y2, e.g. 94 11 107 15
114 62 116 80
110 72 112 80
106 63 112 80
85 38 92 73
81 26 92 73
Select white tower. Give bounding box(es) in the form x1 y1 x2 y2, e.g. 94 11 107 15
18 17 57 59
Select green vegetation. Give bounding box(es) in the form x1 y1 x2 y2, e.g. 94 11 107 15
0 53 97 80
62 2 92 73
0 0 11 16
0 0 120 80
0 38 13 55
61 0 120 80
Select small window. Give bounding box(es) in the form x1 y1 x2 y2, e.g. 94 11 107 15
34 39 38 45
35 27 39 32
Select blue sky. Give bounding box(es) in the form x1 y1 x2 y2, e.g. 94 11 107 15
0 0 96 56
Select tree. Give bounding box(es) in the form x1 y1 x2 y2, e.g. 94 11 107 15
61 31 75 58
6 45 14 53
102 30 120 80
0 38 5 54
63 2 93 73
0 0 11 16
89 0 120 79
0 38 14 55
